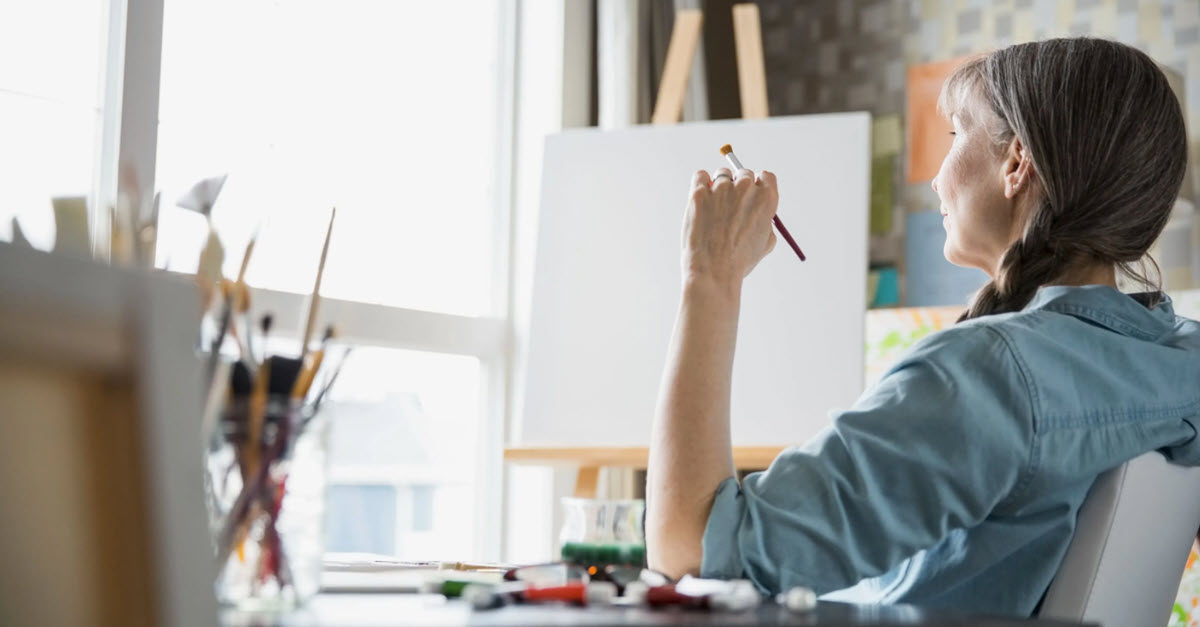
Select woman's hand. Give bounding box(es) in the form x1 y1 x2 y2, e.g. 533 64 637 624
682 168 779 287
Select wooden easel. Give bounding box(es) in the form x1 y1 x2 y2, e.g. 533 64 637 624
650 3 769 124
732 2 769 118
650 9 704 125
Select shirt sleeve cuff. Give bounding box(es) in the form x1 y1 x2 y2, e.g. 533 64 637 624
699 476 746 580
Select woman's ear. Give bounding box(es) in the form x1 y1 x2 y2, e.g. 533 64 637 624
1002 136 1033 200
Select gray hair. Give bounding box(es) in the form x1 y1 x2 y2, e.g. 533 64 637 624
938 38 1188 321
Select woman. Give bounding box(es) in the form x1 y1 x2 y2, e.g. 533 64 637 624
646 37 1200 617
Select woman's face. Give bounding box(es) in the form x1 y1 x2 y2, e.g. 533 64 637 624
931 106 1023 278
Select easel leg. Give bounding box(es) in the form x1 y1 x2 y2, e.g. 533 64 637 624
574 466 600 498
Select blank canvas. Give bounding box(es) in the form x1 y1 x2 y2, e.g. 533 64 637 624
521 113 871 447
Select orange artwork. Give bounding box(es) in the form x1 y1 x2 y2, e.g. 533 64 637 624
906 56 972 183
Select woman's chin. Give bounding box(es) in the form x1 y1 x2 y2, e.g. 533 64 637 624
943 243 967 268
943 231 973 268
944 250 985 272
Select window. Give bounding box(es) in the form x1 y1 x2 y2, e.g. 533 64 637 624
327 485 397 555
0 0 109 249
321 346 483 560
154 0 503 317
153 0 515 561
4 0 516 564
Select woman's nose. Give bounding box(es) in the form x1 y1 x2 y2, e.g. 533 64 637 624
931 177 939 193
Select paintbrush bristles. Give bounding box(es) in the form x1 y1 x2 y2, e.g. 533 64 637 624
259 313 274 364
720 146 745 172
260 313 274 336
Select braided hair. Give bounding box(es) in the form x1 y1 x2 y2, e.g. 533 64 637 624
938 39 1188 322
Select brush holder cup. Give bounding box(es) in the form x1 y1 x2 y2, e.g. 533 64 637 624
204 396 330 610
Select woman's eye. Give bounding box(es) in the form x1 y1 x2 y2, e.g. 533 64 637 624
949 131 957 136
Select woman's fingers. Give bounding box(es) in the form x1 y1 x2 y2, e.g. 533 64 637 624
681 167 782 283
711 167 734 190
751 170 781 220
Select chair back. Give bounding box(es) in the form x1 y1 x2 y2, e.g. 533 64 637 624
1040 452 1200 625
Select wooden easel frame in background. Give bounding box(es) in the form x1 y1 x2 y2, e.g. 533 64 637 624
650 9 704 125
731 2 769 119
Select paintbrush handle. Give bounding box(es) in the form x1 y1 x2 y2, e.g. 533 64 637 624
722 151 806 262
772 215 806 261
299 209 336 362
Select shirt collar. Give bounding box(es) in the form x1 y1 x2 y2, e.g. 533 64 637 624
1022 284 1176 341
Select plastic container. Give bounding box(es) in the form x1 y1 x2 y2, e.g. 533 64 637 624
558 497 646 567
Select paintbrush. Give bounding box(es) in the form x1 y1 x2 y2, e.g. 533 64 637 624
307 345 351 423
246 355 270 481
719 144 806 262
230 235 257 363
259 313 274 367
205 280 236 389
291 325 334 401
299 208 336 365
245 314 275 476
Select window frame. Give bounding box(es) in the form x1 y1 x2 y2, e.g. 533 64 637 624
106 0 519 562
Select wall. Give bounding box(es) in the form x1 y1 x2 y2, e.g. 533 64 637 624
758 0 1200 296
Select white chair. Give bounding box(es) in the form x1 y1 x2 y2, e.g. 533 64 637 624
1040 452 1200 625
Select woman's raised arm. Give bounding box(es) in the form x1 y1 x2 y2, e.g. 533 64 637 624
646 167 778 578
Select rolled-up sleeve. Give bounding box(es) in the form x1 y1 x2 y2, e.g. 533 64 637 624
699 325 1035 595
700 476 746 579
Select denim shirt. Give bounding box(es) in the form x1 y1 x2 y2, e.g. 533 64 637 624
700 285 1200 616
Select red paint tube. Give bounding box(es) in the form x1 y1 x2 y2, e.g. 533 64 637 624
645 579 762 612
645 584 710 609
465 581 617 610
522 581 617 606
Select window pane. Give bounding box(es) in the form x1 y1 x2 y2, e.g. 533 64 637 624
410 485 434 533
0 0 106 247
326 485 397 555
322 346 481 561
0 1 105 106
156 0 501 316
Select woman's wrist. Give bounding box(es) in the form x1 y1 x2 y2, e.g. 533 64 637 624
682 271 743 302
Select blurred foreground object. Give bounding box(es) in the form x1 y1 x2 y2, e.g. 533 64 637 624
0 242 217 627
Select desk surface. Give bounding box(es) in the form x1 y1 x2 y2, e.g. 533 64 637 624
221 593 1093 626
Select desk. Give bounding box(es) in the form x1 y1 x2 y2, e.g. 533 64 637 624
222 593 1094 626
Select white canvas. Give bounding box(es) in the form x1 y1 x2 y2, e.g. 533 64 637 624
521 113 871 447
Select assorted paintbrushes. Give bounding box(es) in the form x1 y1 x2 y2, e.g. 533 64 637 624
201 207 347 594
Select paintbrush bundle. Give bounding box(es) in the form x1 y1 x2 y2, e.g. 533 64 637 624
200 208 345 607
